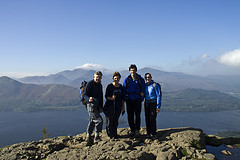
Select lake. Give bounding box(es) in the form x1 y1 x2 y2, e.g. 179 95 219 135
1 108 240 159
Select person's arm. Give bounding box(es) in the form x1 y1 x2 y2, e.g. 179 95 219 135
140 77 145 100
122 77 127 101
155 83 162 111
121 85 125 112
83 82 91 103
99 84 103 110
105 84 116 100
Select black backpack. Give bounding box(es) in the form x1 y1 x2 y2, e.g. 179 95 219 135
79 81 88 105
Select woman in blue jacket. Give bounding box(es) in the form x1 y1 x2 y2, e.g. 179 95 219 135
144 73 161 139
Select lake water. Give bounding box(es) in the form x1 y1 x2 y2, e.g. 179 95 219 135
1 108 240 159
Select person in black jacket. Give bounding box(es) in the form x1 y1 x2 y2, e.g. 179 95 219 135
103 72 125 139
84 71 103 144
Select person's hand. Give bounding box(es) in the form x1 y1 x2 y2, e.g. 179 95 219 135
121 105 125 113
140 92 144 97
89 97 94 102
112 95 116 100
99 108 103 113
156 108 160 113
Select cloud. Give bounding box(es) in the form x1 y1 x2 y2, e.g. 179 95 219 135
0 72 47 78
201 54 208 59
173 52 240 76
218 49 240 67
76 63 104 70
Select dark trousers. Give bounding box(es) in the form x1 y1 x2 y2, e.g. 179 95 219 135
144 101 157 135
126 99 142 132
105 110 121 138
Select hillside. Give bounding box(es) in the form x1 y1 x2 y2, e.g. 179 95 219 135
1 76 240 112
162 88 240 112
0 76 80 112
17 67 240 96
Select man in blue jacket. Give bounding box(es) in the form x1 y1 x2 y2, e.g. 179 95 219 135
123 64 145 136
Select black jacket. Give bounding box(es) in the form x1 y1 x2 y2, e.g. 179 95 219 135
84 80 103 110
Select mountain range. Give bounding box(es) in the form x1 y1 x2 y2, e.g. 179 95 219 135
17 67 240 96
0 76 80 112
1 67 240 112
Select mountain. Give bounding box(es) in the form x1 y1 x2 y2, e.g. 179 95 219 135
0 76 80 112
17 67 240 97
162 88 240 112
1 76 240 112
138 67 240 94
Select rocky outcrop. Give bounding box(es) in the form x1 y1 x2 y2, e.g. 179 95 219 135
0 127 216 160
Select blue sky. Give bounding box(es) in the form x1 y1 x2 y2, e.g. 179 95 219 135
1 0 240 77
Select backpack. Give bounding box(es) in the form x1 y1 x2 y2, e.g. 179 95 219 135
153 82 162 100
79 81 88 105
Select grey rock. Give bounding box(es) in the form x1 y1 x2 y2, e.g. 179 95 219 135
0 127 217 160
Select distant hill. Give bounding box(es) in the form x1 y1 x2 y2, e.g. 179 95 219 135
161 88 240 112
17 67 240 97
1 76 240 112
0 76 80 112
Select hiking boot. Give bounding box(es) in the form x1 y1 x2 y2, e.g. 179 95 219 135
146 134 151 138
86 136 93 146
128 131 135 137
114 135 120 139
135 130 140 136
94 136 101 143
152 135 158 140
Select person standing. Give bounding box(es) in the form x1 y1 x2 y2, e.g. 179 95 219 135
83 71 103 144
103 72 125 139
123 64 145 136
144 73 161 139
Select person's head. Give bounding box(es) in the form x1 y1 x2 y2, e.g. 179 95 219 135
145 73 152 83
112 71 121 84
93 71 102 83
129 64 137 77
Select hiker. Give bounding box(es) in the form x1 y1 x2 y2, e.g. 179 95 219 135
144 73 162 139
123 64 145 136
103 72 125 139
83 71 103 143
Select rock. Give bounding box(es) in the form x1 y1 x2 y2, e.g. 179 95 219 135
225 144 235 149
0 127 216 160
221 150 232 156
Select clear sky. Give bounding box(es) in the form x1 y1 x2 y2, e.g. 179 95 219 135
1 0 240 77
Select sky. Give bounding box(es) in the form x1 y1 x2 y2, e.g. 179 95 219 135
1 0 240 78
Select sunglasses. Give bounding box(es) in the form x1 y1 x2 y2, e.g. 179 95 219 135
145 76 152 79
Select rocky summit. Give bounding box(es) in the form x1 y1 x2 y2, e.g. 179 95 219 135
0 127 217 160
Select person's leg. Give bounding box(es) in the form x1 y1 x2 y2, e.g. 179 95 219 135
86 103 95 135
144 102 151 135
105 116 110 137
92 108 103 136
149 102 157 135
135 99 142 132
113 110 121 138
126 100 135 133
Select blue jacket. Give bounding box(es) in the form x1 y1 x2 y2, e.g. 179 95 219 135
145 81 161 109
123 74 145 101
